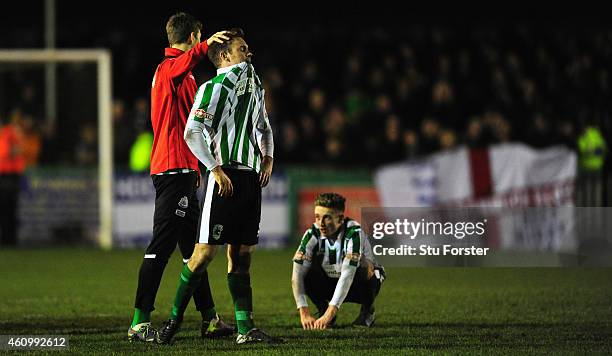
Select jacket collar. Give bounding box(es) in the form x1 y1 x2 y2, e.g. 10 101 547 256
164 47 184 58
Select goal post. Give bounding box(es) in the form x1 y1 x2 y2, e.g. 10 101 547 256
0 49 113 249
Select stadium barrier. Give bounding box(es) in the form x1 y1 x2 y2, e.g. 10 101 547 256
13 143 611 265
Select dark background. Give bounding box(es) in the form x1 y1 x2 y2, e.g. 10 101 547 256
1 2 610 170
3 2 608 102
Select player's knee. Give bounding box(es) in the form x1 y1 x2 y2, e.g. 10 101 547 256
226 244 254 273
203 244 218 259
240 244 255 253
186 246 205 269
191 244 217 270
237 245 255 261
229 253 251 273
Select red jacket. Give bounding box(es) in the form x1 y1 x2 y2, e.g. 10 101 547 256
149 42 209 175
0 124 25 174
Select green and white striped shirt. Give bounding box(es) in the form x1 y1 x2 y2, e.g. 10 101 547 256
294 219 375 277
184 61 273 172
291 218 378 308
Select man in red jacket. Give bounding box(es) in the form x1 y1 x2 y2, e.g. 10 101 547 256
128 12 233 343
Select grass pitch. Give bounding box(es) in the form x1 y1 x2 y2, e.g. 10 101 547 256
0 248 611 355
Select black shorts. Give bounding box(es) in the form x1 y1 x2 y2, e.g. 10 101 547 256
147 172 200 260
304 258 385 309
197 167 261 246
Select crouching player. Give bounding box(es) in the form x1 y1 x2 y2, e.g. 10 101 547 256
291 193 385 329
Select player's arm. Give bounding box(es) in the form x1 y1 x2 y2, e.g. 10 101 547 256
291 231 316 330
255 85 274 187
292 258 315 330
314 230 362 329
184 82 233 197
168 31 230 81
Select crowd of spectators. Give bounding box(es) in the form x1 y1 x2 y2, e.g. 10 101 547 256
1 21 610 170
265 23 611 168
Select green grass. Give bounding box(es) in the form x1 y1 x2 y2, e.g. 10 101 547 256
0 248 611 355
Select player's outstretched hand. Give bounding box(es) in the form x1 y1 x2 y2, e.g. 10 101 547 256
206 31 230 46
259 156 274 188
313 305 337 330
299 308 316 330
211 166 233 197
313 316 329 330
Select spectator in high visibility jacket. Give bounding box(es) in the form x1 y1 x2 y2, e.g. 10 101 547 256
0 112 25 246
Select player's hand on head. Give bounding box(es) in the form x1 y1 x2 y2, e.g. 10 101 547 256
211 166 233 197
206 31 230 46
259 156 273 188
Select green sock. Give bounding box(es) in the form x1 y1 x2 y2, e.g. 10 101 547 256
131 308 150 328
201 308 217 323
169 265 202 321
227 273 254 334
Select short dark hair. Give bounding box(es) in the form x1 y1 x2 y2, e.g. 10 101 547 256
314 193 346 212
166 12 202 45
207 28 245 68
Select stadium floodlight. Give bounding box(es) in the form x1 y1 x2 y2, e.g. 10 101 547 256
0 49 113 249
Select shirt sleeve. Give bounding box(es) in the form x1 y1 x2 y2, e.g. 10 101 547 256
189 81 227 128
293 229 317 265
291 261 311 309
329 228 362 308
329 258 357 308
255 88 274 158
250 69 273 158
184 82 222 171
184 121 217 171
291 229 317 309
167 42 209 82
